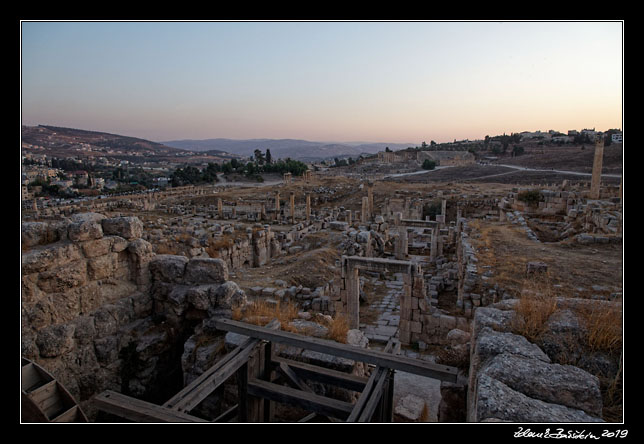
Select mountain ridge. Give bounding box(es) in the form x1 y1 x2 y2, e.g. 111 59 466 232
162 137 415 160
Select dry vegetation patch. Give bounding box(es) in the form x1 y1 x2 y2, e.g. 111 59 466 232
232 299 349 343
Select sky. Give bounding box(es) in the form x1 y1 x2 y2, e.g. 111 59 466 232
21 21 623 144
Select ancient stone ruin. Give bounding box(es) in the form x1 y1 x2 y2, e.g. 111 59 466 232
21 161 622 423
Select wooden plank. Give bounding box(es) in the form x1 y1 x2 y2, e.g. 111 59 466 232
163 337 255 409
21 363 40 392
93 391 208 423
346 340 393 423
384 370 395 422
52 405 79 423
212 404 238 423
357 367 389 422
214 319 458 382
28 380 61 415
247 379 354 421
165 338 262 412
263 341 273 422
271 356 368 391
277 362 341 423
21 363 53 393
237 363 248 422
298 412 318 422
164 319 281 413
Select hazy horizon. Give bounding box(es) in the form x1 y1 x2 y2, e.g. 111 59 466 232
21 21 623 144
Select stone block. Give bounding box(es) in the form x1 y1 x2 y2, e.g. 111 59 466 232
88 253 118 280
36 259 88 293
184 257 229 285
68 213 105 242
36 323 75 357
473 374 602 423
149 255 188 284
481 353 602 417
102 217 143 240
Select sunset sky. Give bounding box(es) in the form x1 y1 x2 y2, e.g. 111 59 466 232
21 21 623 144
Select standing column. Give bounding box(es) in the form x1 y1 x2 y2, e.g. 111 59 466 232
346 265 360 330
590 134 604 199
217 198 223 219
395 227 408 260
275 191 280 220
305 193 311 222
367 183 374 219
430 228 437 262
361 197 369 223
290 192 295 224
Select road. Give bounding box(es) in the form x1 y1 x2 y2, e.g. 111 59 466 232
384 164 622 181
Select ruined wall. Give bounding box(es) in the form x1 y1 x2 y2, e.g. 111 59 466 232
21 213 155 416
466 305 606 422
21 213 245 419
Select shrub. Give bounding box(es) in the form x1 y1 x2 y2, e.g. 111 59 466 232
422 159 436 170
517 190 543 206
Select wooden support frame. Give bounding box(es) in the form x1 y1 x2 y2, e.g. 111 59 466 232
93 318 457 423
214 318 458 382
93 391 209 423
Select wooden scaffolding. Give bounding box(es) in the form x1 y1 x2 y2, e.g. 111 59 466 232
94 318 459 423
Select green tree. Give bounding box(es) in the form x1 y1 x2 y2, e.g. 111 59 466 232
422 159 436 170
254 149 265 165
265 149 272 164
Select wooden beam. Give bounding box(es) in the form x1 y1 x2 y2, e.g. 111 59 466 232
212 404 238 423
247 379 354 421
237 363 248 422
298 412 318 423
346 340 393 423
93 391 208 423
164 320 281 413
164 337 262 412
213 319 458 382
271 356 368 392
277 362 341 423
357 367 389 422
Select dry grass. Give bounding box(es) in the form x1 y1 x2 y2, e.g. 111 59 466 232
155 242 183 255
419 403 430 422
206 236 234 258
232 299 299 332
325 313 349 344
577 303 623 353
232 299 349 343
510 273 559 343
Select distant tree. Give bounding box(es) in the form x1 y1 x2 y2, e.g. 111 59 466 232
385 147 391 152
221 162 233 174
254 149 265 165
265 149 272 164
511 145 524 157
422 159 436 170
430 140 437 146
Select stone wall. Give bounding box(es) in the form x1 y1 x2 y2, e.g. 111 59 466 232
21 213 246 419
465 305 605 422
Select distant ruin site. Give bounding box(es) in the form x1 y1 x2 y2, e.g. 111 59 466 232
21 142 623 423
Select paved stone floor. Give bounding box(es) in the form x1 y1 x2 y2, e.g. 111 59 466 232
358 273 442 421
359 275 403 345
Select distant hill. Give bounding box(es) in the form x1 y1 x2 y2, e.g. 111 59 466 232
162 138 414 161
22 125 185 155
